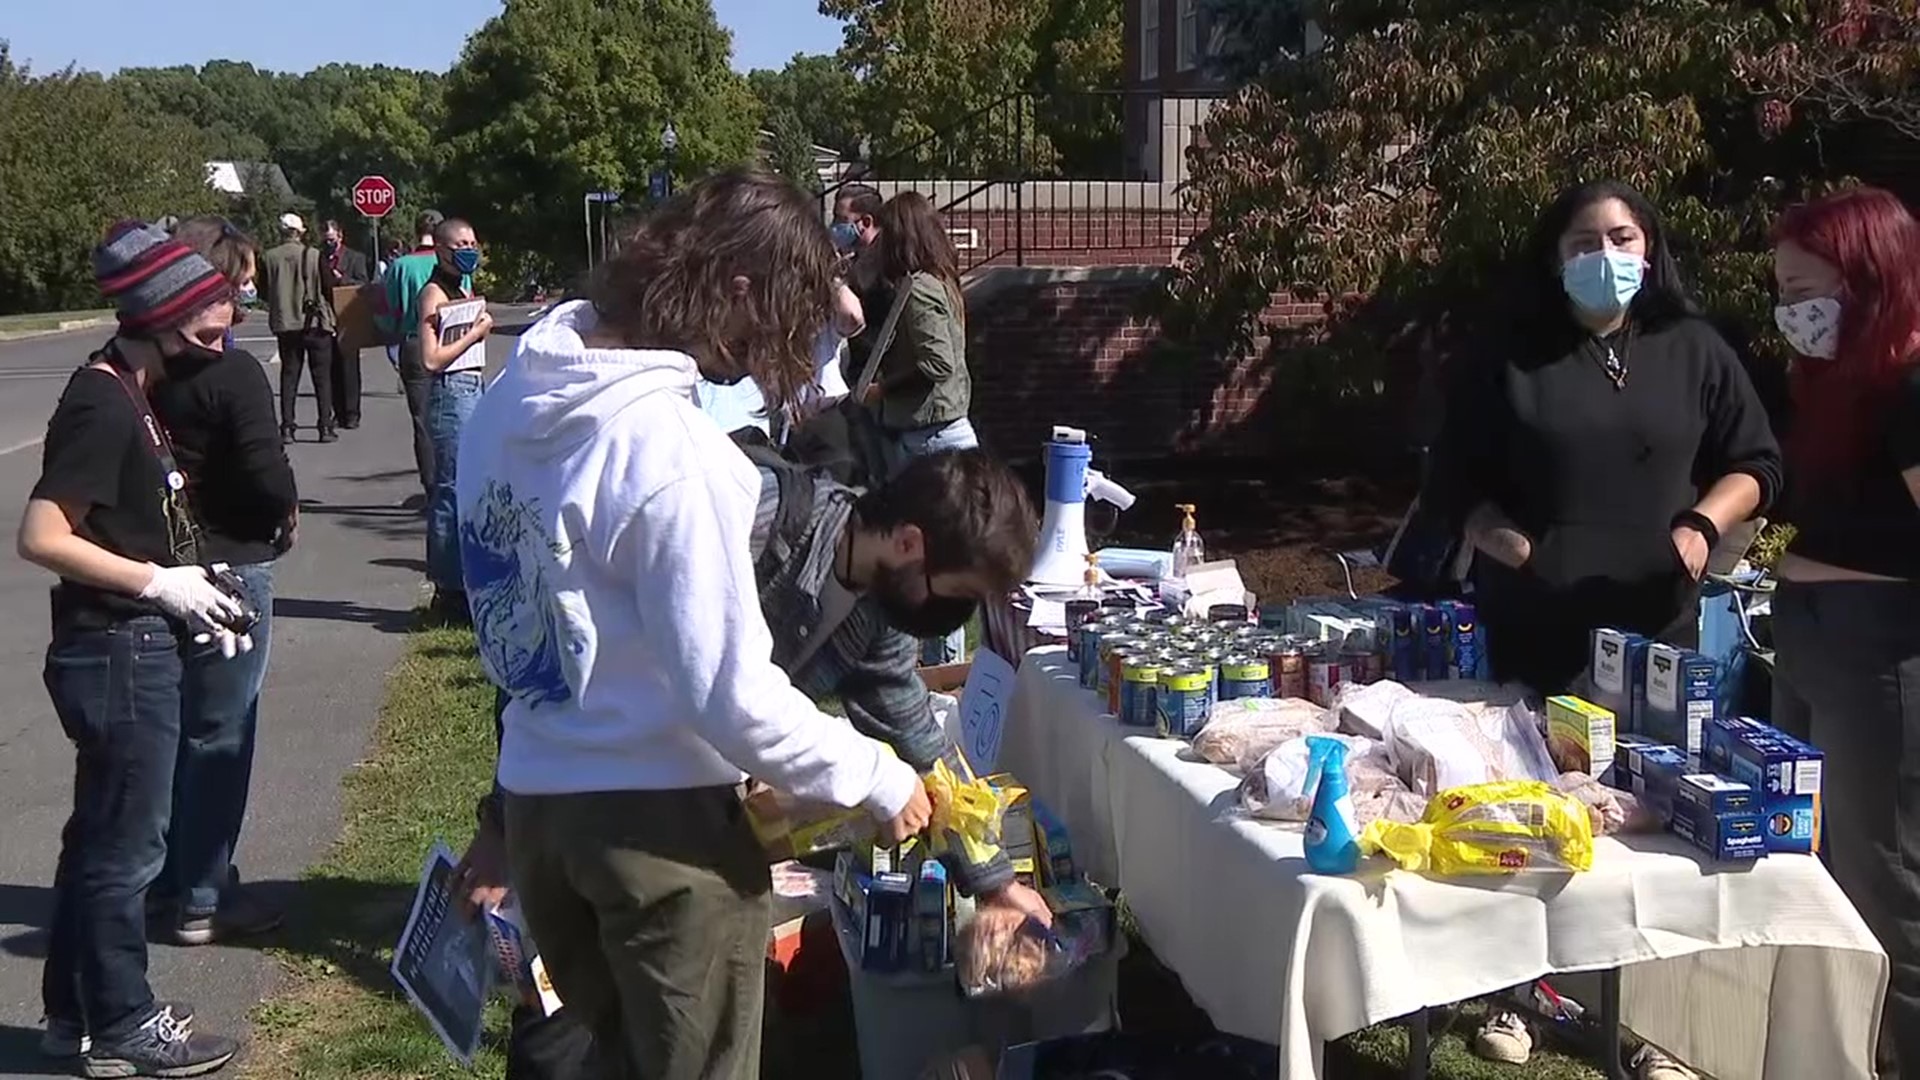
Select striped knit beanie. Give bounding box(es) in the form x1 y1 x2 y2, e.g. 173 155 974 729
93 220 231 335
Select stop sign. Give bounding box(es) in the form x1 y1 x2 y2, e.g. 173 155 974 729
352 175 397 219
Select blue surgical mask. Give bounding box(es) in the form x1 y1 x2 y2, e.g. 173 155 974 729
238 282 258 305
1561 249 1646 318
829 221 860 253
451 247 482 275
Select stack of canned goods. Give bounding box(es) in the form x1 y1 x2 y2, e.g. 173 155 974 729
1069 606 1389 741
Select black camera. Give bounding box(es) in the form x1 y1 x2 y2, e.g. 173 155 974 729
207 563 261 635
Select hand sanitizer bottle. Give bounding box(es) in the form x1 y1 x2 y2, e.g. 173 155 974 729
1171 503 1205 579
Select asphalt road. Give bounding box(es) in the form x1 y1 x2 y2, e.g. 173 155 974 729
0 313 533 1076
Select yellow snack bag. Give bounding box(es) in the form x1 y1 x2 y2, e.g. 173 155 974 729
1359 780 1595 875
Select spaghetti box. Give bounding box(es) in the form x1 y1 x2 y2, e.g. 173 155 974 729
1643 644 1718 757
1725 723 1824 855
845 867 914 972
1588 628 1650 732
1545 696 1617 779
1030 799 1076 886
912 858 949 973
1671 804 1767 862
1674 774 1756 818
1042 879 1116 956
1704 715 1766 775
1631 745 1692 825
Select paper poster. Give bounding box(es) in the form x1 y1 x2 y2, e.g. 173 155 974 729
390 842 494 1064
957 647 1016 774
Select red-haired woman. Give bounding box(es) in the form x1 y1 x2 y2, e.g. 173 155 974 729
1769 186 1920 1077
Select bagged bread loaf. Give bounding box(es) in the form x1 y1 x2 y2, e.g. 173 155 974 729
1192 697 1334 771
1360 780 1596 875
1384 696 1558 796
1332 680 1415 740
1239 734 1397 821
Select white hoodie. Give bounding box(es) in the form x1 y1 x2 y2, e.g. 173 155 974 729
455 301 918 818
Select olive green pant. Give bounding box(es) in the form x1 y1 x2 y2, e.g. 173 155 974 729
504 786 772 1080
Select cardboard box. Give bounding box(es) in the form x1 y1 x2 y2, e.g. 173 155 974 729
845 868 914 972
1704 715 1765 775
744 783 875 862
1674 774 1756 818
1589 628 1650 732
1042 880 1116 957
1725 722 1824 855
1612 733 1666 789
1644 645 1718 757
1546 696 1618 779
1671 805 1767 862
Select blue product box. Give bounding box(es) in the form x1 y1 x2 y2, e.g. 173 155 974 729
1704 715 1764 775
913 858 949 973
1725 722 1824 855
846 868 914 972
1030 799 1076 887
1612 733 1666 790
1439 600 1482 680
1671 804 1767 862
1644 644 1718 758
1674 774 1756 818
1416 603 1449 681
1588 628 1650 732
1632 745 1692 826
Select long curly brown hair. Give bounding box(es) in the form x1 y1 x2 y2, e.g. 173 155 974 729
590 168 834 414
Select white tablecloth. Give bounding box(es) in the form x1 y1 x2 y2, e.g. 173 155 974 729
1001 647 1888 1080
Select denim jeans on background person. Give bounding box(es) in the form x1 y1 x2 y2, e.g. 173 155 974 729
164 562 275 917
888 416 979 665
41 615 184 1035
427 371 485 594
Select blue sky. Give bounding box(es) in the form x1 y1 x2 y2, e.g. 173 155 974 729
2 0 843 76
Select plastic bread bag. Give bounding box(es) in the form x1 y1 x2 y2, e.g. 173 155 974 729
1192 697 1335 771
1331 679 1415 740
1237 734 1394 821
1384 695 1559 796
1359 780 1595 875
1553 771 1660 834
955 881 1113 998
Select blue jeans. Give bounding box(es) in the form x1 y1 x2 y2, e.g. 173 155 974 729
42 616 184 1034
164 562 274 916
428 371 485 593
888 417 979 665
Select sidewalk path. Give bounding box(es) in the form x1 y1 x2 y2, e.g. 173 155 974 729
0 335 465 1076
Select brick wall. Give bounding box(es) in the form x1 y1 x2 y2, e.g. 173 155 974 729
944 208 1196 270
964 268 1327 461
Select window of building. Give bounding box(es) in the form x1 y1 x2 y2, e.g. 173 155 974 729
1177 0 1199 71
1141 0 1161 81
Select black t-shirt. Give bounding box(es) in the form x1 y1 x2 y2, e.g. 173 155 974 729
151 347 298 565
32 365 185 629
1784 364 1920 579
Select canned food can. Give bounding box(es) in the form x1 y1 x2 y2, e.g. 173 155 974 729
1156 666 1212 739
1307 648 1344 707
1063 600 1102 662
1200 646 1229 709
1107 645 1150 716
1100 594 1139 614
1119 659 1163 728
1078 619 1124 689
1269 643 1307 699
1340 646 1374 688
1207 603 1250 625
1097 634 1140 699
1219 655 1274 700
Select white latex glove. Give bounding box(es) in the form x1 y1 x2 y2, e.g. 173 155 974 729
138 563 242 632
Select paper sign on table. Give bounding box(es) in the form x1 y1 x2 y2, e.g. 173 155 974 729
957 648 1016 775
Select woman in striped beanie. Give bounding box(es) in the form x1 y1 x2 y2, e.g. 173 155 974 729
17 220 249 1076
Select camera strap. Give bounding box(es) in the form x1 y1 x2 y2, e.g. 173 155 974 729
96 342 206 565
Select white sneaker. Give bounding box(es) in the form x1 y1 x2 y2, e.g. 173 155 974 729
1632 1044 1700 1080
1474 1009 1533 1065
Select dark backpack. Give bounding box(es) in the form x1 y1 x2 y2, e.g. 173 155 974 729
730 427 834 582
781 278 914 490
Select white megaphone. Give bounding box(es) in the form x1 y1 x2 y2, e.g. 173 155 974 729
1029 425 1137 587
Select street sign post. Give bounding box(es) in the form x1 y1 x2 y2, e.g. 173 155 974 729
583 191 621 270
353 175 397 266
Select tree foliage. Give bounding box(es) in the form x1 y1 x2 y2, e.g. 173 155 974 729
747 53 866 157
437 0 760 279
766 109 826 194
1168 0 1920 390
820 0 1122 176
0 45 221 312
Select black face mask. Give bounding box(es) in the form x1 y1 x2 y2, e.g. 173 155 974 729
873 561 977 639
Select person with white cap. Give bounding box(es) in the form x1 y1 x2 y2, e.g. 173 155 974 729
257 212 338 443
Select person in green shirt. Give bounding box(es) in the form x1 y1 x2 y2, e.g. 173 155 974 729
380 210 445 499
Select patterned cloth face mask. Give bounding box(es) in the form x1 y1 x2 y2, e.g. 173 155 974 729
1775 297 1841 360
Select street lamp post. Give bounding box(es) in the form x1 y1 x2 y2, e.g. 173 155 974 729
661 121 678 198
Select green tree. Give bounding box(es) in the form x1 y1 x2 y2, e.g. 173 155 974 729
438 0 761 277
766 108 825 194
747 53 865 156
1167 0 1918 382
0 45 220 313
820 0 1121 176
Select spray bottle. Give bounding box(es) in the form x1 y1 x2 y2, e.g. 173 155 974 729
1303 736 1361 873
1171 503 1205 579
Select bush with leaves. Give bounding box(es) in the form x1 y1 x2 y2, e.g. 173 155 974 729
1167 0 1919 404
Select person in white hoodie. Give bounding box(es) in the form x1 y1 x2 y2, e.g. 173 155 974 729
454 169 931 1080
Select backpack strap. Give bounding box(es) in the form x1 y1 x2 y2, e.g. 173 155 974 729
731 427 821 579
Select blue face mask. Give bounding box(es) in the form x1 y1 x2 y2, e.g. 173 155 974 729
829 221 861 253
1561 249 1645 318
451 247 482 275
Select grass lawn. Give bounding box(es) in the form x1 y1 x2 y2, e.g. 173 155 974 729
0 308 114 333
242 618 510 1079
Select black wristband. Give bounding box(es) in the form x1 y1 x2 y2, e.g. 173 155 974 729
1671 509 1721 550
